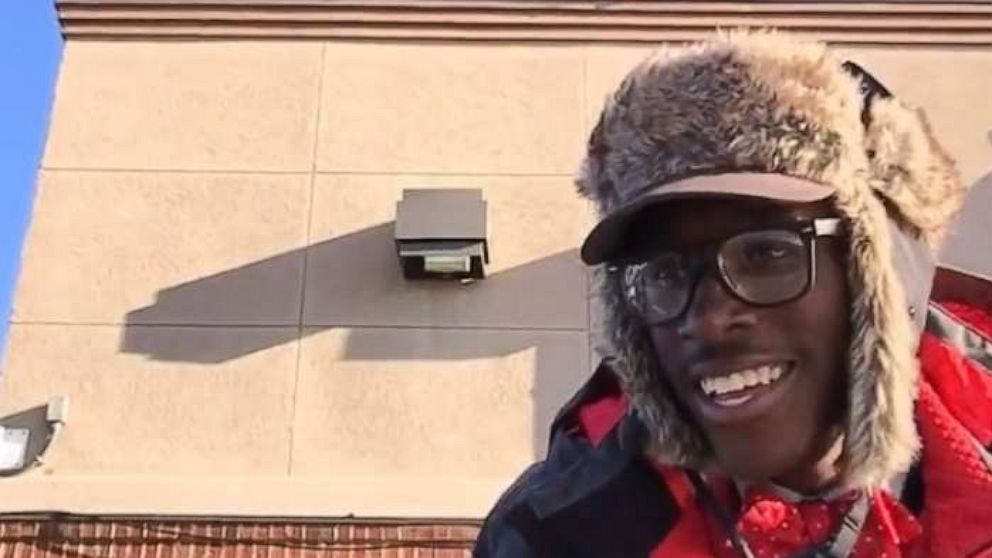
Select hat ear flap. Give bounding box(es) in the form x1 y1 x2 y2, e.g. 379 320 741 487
862 97 965 250
575 112 623 216
841 60 893 129
841 60 964 250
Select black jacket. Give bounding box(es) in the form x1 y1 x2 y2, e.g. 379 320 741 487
473 364 684 557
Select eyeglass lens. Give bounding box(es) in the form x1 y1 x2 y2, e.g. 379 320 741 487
627 229 811 323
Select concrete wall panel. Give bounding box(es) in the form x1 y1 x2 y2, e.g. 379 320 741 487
12 171 309 325
43 42 323 172
291 327 589 478
317 44 585 174
0 324 298 475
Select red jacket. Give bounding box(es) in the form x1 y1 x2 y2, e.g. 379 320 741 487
475 268 992 557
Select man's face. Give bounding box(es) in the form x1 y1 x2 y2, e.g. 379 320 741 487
633 198 850 490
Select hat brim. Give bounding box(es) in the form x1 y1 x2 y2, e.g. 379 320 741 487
580 173 835 264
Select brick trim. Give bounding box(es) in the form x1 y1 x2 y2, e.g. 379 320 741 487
56 1 992 44
0 516 481 557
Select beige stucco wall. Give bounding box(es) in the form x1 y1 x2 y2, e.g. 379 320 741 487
1 39 989 518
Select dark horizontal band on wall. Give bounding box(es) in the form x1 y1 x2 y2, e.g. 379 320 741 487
0 516 481 557
57 1 992 44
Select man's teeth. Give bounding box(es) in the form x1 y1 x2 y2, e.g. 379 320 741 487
699 365 786 397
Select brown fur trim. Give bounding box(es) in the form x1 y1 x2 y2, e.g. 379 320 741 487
832 176 920 488
865 99 965 250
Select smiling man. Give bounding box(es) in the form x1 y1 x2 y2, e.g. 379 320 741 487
474 32 992 557
627 195 851 495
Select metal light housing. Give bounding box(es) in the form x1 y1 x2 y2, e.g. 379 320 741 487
395 189 489 280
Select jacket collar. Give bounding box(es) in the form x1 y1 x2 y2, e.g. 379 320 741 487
525 372 681 557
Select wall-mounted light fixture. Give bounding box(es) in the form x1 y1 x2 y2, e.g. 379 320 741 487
0 395 68 475
395 189 489 281
0 426 29 471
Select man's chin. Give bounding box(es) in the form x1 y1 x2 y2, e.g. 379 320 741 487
707 440 802 484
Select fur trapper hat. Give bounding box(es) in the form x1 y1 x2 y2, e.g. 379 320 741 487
578 30 967 490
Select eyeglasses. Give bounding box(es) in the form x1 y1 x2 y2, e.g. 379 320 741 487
613 218 843 325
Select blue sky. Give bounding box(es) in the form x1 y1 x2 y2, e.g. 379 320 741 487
0 2 63 355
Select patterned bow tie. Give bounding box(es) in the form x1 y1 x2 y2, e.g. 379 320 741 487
733 488 922 558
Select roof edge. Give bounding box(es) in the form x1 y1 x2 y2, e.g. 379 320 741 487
56 1 992 45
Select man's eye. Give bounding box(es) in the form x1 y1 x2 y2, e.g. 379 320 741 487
648 260 683 285
752 244 787 258
651 267 673 281
744 242 793 265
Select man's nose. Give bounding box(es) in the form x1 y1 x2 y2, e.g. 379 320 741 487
676 273 757 341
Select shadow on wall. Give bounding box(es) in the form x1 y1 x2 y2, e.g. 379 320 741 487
121 223 584 362
940 171 992 279
121 223 589 458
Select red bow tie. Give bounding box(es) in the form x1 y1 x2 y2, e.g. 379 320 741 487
732 488 922 558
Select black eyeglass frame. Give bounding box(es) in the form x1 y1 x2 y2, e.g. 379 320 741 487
610 217 844 326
